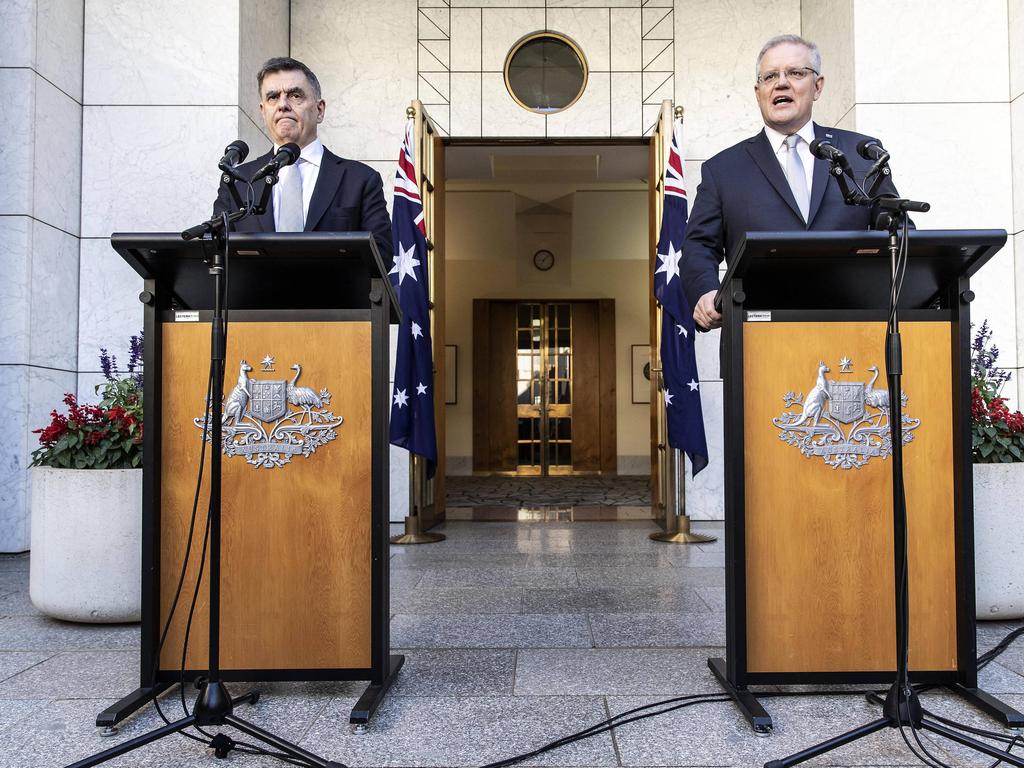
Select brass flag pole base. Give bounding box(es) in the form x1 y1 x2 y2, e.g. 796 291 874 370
650 514 717 544
390 514 445 545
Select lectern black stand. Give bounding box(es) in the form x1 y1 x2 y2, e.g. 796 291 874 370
706 229 1024 736
91 232 403 743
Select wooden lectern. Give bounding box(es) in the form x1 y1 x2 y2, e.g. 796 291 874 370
97 232 402 728
707 229 1024 732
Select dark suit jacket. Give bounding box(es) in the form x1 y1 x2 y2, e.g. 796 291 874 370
213 146 393 266
680 123 901 309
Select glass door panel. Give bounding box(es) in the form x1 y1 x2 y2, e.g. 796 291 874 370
515 302 573 476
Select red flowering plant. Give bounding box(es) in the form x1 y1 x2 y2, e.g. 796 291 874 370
971 321 1024 463
30 334 144 470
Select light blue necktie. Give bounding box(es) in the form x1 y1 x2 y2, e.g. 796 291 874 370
277 160 304 232
785 134 810 223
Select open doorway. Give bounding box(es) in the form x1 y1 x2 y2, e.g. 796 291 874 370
441 139 651 482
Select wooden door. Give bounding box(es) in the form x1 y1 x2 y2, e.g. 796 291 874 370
473 299 615 475
648 100 673 519
411 100 445 527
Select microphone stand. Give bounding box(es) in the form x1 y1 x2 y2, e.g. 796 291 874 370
763 165 1024 768
67 167 344 768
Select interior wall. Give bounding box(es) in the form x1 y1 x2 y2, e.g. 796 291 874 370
445 187 650 476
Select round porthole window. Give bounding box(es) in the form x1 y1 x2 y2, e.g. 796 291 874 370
504 32 588 114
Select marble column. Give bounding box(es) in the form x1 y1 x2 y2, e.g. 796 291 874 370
79 0 288 399
0 0 84 551
805 0 1018 404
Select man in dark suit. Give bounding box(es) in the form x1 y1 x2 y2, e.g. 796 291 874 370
213 57 393 265
681 35 902 330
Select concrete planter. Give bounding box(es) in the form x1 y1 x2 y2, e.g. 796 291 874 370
29 467 142 623
974 462 1024 620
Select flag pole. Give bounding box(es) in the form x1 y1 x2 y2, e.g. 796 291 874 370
390 104 445 546
391 454 445 545
650 105 716 545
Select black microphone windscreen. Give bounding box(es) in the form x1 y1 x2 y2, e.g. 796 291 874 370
226 139 249 162
278 143 301 166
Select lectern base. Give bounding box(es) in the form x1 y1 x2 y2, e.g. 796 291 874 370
708 657 773 735
95 682 173 728
350 654 405 724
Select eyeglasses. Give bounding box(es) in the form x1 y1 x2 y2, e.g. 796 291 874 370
756 67 819 85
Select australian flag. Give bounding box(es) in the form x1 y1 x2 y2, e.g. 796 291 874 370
388 120 437 476
654 118 708 477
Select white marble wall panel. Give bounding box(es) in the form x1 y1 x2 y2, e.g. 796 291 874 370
673 0 799 161
855 104 1013 231
641 6 672 38
0 218 31 364
856 102 1015 367
801 0 854 128
550 0 641 6
1017 232 1024 402
610 8 641 71
390 444 410 521
481 8 546 71
481 73 546 136
694 326 721 383
450 8 482 71
682 380 724 520
76 238 143 387
853 0 1008 104
546 7 610 72
0 366 31 552
611 73 642 136
81 106 238 237
0 0 35 68
971 240 1019 372
0 69 35 217
0 365 77 552
1011 0 1024 100
237 106 273 159
293 0 417 161
238 0 290 134
451 73 483 136
33 76 82 235
84 0 237 105
35 0 85 101
835 103 858 132
1013 94 1024 233
29 222 79 371
362 161 398 218
450 0 543 6
548 72 609 136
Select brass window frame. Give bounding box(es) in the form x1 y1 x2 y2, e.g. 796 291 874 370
503 31 589 115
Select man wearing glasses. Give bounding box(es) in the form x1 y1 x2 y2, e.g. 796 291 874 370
682 34 903 331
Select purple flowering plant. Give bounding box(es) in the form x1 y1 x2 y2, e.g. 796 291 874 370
31 333 144 469
970 321 1024 463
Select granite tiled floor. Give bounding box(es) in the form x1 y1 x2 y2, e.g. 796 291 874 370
1 519 1023 768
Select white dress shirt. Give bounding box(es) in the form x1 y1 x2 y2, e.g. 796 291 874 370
764 120 815 196
272 138 324 231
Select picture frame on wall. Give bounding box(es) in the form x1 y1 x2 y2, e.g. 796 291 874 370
631 344 651 404
444 345 457 404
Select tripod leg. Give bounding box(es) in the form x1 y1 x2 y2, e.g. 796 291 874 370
921 718 1024 767
226 714 345 768
763 717 889 768
65 715 196 768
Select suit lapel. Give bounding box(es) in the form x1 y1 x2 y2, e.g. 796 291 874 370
806 123 831 226
304 148 346 232
744 130 804 223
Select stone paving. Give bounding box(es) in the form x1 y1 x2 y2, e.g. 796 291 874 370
0 520 1022 767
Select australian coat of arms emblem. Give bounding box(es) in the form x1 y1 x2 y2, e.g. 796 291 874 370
771 359 921 469
193 357 343 469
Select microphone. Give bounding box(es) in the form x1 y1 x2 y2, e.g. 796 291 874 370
217 140 249 172
250 143 301 181
809 138 851 171
856 138 889 163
